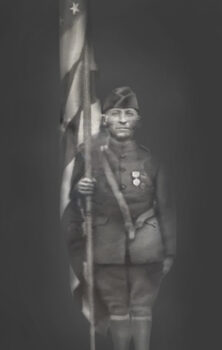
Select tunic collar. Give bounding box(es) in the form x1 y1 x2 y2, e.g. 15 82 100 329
108 137 138 155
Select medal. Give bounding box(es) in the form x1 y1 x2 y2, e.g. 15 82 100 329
132 171 141 187
133 178 141 186
132 171 140 178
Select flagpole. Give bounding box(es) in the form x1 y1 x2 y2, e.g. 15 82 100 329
83 41 96 350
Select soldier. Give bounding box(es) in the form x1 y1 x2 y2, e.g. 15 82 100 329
63 87 176 350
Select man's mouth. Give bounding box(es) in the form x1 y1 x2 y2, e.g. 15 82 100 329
117 127 130 130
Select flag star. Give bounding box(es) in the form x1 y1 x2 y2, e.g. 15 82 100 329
70 2 80 15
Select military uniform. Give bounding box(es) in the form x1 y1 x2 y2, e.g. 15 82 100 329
62 87 176 349
64 135 176 318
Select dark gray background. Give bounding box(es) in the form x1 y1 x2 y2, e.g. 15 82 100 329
1 0 222 349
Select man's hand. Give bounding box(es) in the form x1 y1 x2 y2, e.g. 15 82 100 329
163 256 174 275
76 177 96 196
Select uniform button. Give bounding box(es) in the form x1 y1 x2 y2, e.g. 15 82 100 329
120 167 126 172
120 154 126 159
120 184 127 190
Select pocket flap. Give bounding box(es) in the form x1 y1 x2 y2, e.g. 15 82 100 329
144 216 158 227
93 216 109 226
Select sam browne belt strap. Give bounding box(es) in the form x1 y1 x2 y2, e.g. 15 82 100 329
100 145 135 240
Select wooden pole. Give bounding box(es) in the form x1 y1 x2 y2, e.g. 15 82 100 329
83 42 96 350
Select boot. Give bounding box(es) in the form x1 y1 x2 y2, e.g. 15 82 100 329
110 316 131 350
131 316 152 350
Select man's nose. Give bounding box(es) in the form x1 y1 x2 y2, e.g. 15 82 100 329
119 111 127 123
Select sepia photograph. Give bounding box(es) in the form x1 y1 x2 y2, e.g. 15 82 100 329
1 0 222 349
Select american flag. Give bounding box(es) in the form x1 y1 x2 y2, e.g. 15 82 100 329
59 0 101 291
59 0 100 215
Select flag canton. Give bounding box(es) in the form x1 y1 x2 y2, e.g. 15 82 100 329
60 0 86 34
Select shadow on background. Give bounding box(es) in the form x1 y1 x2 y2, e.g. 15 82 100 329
0 0 222 349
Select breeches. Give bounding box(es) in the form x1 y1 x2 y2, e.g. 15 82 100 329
94 263 163 317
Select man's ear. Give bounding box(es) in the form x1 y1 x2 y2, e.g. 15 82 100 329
101 114 108 127
135 115 142 128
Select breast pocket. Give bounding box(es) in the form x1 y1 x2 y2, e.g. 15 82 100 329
129 216 164 264
138 171 154 191
92 216 109 227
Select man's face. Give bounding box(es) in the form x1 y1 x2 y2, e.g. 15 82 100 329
105 108 140 141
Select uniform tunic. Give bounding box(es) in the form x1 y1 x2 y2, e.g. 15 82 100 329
63 135 176 317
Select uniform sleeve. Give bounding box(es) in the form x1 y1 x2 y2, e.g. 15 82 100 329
155 164 177 257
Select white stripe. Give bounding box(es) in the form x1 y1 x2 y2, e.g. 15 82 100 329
110 315 130 321
78 100 101 144
70 266 80 292
60 158 75 215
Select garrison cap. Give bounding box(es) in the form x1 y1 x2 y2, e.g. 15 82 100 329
102 87 139 112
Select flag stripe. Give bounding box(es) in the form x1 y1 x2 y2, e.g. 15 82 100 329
60 13 86 79
61 55 82 116
62 109 82 167
59 0 101 215
62 60 83 124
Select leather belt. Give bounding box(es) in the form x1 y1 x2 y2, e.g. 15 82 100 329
135 208 155 230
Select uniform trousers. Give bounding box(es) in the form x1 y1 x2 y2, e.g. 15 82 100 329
94 262 163 318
